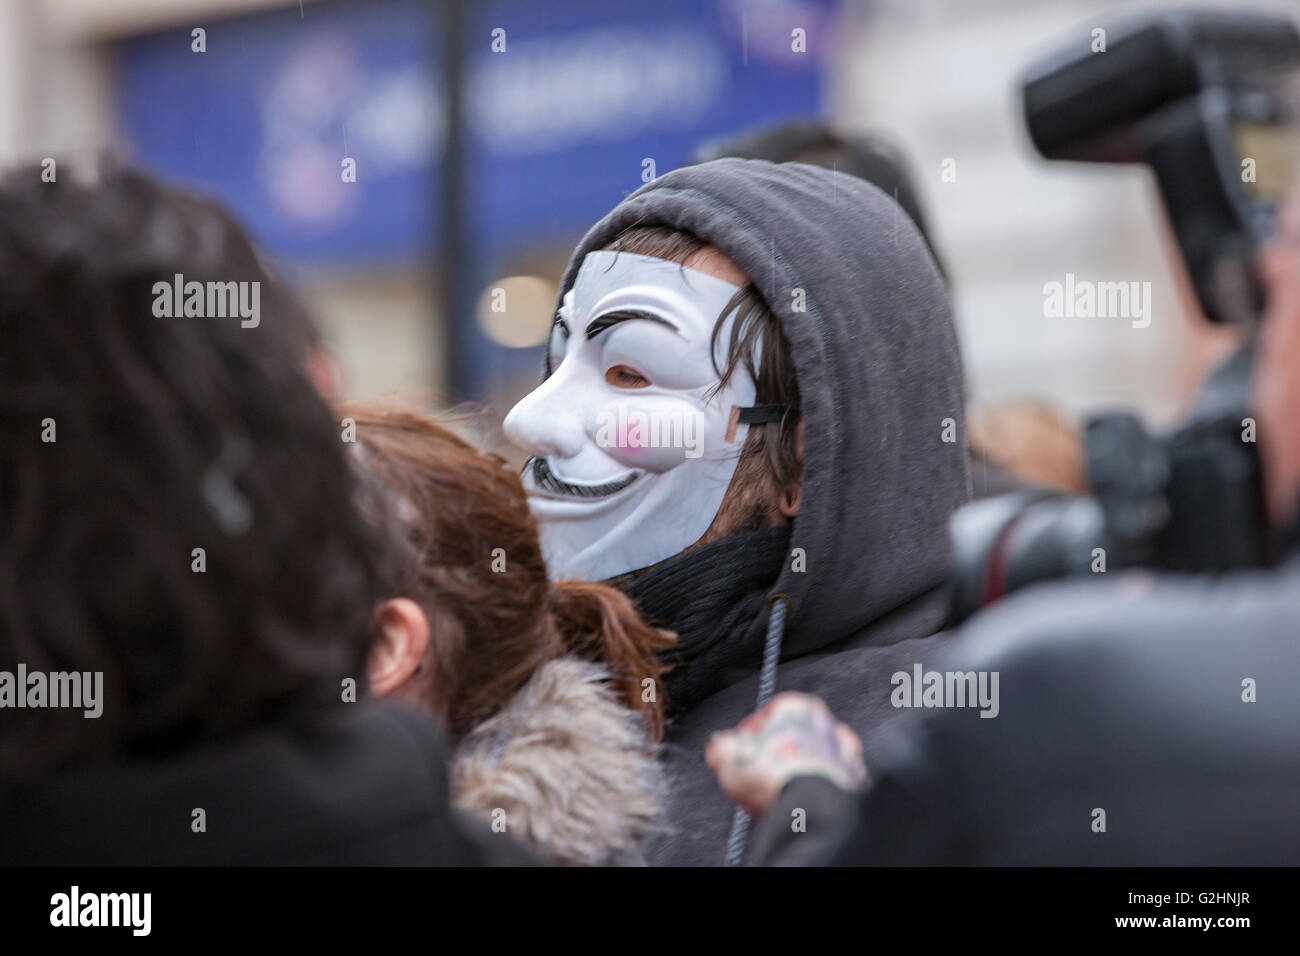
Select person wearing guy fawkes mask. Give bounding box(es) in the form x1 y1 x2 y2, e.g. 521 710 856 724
503 158 970 866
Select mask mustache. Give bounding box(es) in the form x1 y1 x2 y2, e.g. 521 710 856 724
528 457 640 499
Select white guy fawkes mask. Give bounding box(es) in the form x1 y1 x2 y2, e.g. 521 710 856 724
502 250 759 581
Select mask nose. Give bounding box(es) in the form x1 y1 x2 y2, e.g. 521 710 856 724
503 371 587 460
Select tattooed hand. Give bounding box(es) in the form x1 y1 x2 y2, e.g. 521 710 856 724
706 691 867 817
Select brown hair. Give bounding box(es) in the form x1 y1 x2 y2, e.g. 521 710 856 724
603 225 802 541
343 404 674 741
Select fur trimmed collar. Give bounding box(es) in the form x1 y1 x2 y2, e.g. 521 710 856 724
450 658 665 866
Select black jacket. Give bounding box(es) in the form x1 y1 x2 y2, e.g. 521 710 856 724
0 702 534 866
554 159 971 865
753 563 1300 865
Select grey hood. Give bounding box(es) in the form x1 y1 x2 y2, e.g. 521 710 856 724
558 158 971 659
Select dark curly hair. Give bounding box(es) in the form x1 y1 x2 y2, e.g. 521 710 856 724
0 161 380 778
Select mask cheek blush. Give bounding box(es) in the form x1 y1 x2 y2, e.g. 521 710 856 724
594 396 704 472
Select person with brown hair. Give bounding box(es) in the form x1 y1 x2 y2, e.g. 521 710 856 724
343 404 675 866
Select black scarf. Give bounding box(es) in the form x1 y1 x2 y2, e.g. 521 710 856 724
624 526 790 714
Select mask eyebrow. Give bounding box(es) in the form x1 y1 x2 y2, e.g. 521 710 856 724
585 309 678 340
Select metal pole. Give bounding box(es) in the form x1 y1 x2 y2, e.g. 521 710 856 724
439 0 471 401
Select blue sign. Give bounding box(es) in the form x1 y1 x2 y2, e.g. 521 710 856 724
119 0 438 264
471 0 834 254
116 0 833 393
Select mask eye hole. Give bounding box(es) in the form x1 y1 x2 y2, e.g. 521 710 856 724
605 364 650 389
546 316 570 375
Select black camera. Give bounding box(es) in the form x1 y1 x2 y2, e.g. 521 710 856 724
949 9 1299 624
1023 8 1300 325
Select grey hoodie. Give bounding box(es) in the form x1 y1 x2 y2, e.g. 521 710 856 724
555 158 971 865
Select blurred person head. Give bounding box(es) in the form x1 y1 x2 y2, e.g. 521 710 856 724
0 161 379 779
692 120 947 282
344 404 674 742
